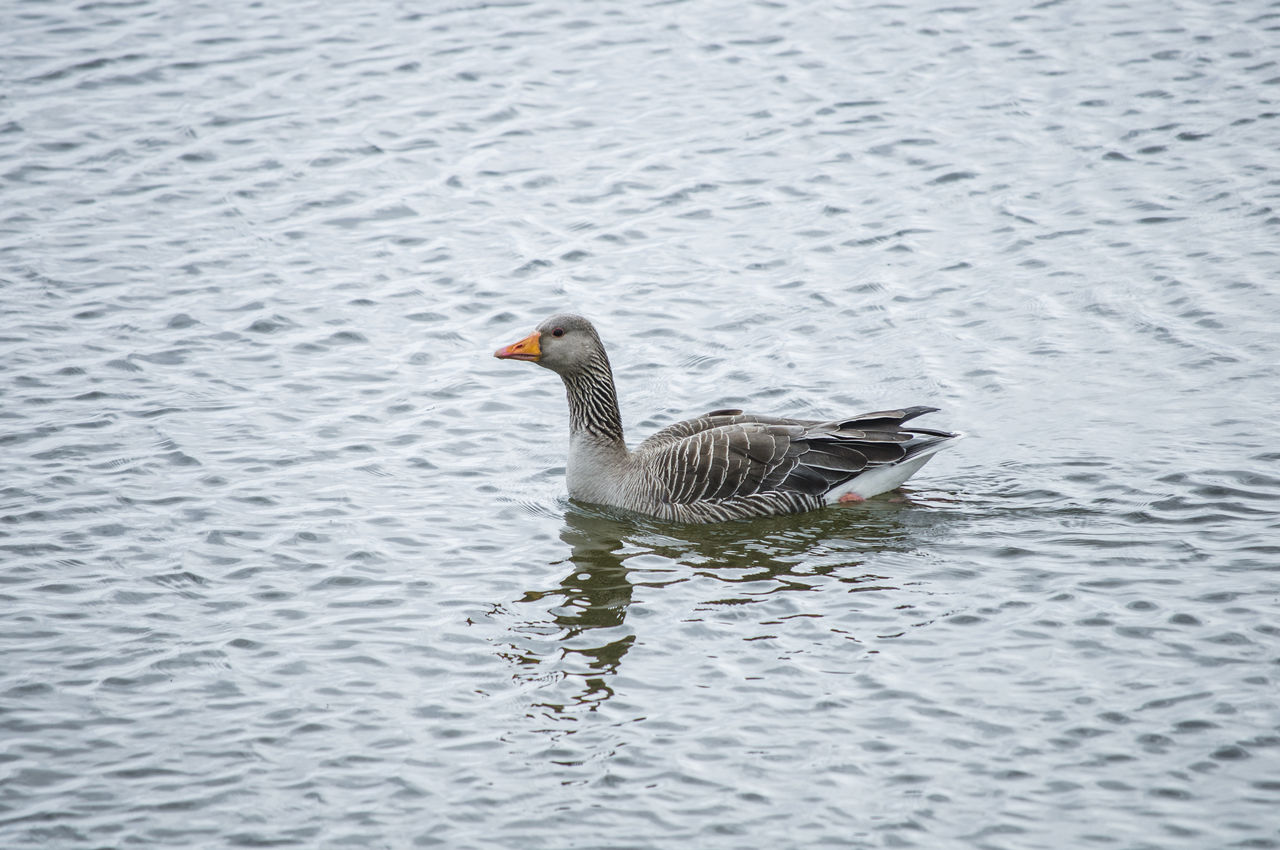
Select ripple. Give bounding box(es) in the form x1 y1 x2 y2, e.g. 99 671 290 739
1 0 1278 848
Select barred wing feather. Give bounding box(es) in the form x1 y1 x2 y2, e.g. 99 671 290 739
639 405 949 507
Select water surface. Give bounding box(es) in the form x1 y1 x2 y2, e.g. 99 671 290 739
2 0 1279 847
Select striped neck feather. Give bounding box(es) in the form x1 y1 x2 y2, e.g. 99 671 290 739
562 352 624 444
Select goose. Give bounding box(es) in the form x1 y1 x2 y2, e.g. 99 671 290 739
495 314 960 523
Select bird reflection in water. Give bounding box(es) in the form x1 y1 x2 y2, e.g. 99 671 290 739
504 508 639 714
502 498 929 716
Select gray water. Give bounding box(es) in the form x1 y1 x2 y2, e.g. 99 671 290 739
3 0 1279 847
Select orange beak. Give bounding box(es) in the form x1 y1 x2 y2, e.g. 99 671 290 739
494 330 542 362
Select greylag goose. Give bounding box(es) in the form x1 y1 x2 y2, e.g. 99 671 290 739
495 314 960 523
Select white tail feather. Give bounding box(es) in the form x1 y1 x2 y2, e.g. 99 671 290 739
823 435 963 503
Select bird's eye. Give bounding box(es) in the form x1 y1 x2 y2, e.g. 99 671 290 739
552 327 565 337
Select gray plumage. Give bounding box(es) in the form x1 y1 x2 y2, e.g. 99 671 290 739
495 313 960 524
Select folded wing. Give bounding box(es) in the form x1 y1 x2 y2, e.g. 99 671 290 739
638 406 951 505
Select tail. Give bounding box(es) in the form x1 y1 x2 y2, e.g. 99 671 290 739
823 428 963 503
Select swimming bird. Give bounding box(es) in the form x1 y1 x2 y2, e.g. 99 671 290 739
494 314 959 523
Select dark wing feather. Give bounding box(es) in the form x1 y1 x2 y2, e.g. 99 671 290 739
833 406 938 430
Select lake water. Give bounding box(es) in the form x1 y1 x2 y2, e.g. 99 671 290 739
2 0 1278 847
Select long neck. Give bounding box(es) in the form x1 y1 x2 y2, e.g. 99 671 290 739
561 350 625 446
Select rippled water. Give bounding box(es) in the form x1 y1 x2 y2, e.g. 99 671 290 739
3 0 1279 847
